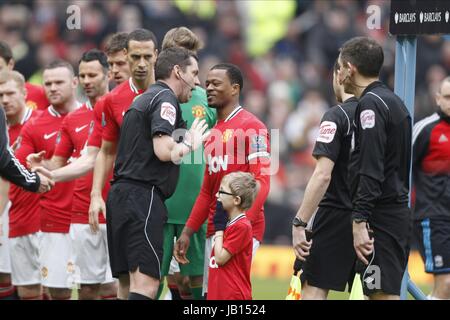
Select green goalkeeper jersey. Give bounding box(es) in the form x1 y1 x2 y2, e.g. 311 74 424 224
165 86 216 224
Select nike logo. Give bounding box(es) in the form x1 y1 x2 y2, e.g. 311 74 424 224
43 132 58 140
75 125 88 133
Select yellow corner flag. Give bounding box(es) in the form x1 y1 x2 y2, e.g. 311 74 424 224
349 273 365 300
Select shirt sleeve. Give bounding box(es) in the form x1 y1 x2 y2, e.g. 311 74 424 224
186 165 214 232
245 120 271 225
223 222 252 256
312 108 343 163
53 116 74 159
0 110 40 192
87 98 104 148
150 94 180 137
352 98 388 221
102 95 120 142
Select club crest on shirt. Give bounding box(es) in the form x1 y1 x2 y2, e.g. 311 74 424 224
41 266 48 279
317 121 337 143
192 105 206 119
222 129 234 143
161 102 176 126
360 109 375 129
26 101 38 110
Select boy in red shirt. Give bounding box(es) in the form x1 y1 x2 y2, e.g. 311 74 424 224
207 172 258 300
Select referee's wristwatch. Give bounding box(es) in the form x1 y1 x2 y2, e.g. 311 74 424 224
292 216 308 228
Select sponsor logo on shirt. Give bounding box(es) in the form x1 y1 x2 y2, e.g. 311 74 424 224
316 121 337 143
44 131 58 140
192 105 206 119
161 102 176 126
75 124 88 133
360 109 375 129
208 154 228 174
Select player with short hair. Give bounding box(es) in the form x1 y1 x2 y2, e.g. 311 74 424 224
16 60 80 299
208 171 258 300
0 41 49 110
0 70 47 299
174 63 271 298
413 76 450 300
159 26 216 300
292 60 358 299
340 36 412 300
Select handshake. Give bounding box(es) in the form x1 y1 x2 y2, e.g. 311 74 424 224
26 150 55 194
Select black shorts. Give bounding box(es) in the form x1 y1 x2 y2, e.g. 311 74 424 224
361 205 412 296
414 216 450 274
106 182 167 280
301 206 356 292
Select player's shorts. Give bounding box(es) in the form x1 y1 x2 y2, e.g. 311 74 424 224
0 202 11 274
69 223 114 284
414 216 450 274
361 205 411 296
9 232 41 286
106 182 167 280
301 206 356 292
202 235 260 295
39 232 73 288
162 223 206 277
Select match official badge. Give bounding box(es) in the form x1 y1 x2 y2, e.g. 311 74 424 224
161 102 176 126
360 110 375 129
222 129 234 143
192 106 206 119
317 121 337 143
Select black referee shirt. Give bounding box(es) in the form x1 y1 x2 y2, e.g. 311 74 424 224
349 81 412 221
113 81 186 199
312 96 358 210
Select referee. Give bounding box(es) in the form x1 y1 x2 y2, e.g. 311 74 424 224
0 106 53 193
105 47 209 300
339 37 412 300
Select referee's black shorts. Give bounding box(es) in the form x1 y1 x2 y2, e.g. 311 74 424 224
301 206 356 292
106 181 167 280
361 205 412 296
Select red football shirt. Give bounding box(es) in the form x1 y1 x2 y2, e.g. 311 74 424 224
102 78 143 142
186 106 271 241
87 96 106 148
53 101 109 224
207 214 253 300
25 82 49 111
7 108 41 238
16 106 75 233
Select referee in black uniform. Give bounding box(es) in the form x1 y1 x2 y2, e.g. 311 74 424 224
292 60 358 299
0 107 53 193
339 37 412 299
105 47 209 300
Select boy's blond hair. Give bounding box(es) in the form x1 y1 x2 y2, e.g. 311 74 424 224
223 172 258 211
162 26 203 53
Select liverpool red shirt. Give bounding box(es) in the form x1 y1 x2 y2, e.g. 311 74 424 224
53 101 108 224
186 106 271 241
102 78 144 142
16 106 75 233
7 108 41 237
207 214 253 300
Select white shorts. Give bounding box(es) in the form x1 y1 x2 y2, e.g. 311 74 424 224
9 232 41 286
69 224 114 284
202 236 260 295
0 202 11 274
39 232 73 288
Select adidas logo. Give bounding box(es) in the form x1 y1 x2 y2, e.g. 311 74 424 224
439 134 448 143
